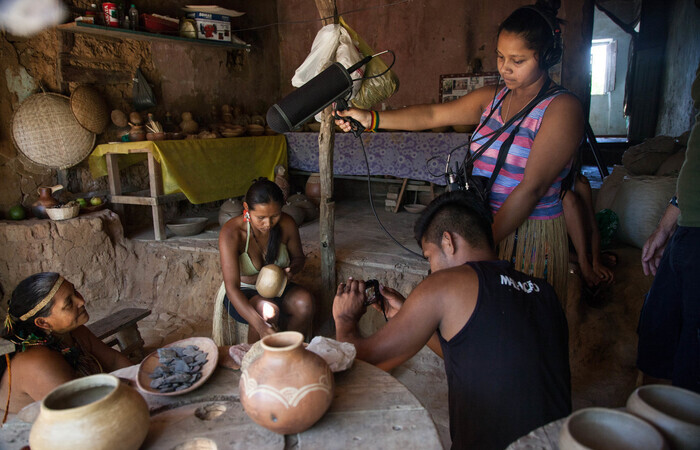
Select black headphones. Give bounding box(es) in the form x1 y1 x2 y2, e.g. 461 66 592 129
516 5 563 69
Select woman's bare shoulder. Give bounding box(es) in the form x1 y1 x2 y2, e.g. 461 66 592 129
11 345 70 371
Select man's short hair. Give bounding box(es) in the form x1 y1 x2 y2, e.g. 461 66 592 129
414 191 494 250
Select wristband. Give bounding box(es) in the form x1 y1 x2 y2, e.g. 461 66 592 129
669 195 678 207
365 111 380 132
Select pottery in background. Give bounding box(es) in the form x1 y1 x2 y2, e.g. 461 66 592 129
305 173 321 205
180 112 199 134
32 185 62 219
219 198 244 227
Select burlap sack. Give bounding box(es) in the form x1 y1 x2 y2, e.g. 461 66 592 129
595 165 629 213
622 136 676 175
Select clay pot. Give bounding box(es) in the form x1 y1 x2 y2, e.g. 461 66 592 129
32 185 62 219
240 331 334 434
219 198 244 227
287 194 318 222
282 204 305 226
305 173 321 205
128 125 146 142
558 407 667 450
180 112 199 134
29 374 149 450
627 384 700 449
255 264 288 298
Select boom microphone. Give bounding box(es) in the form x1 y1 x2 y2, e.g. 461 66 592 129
267 56 372 134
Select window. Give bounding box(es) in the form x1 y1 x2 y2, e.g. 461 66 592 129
591 39 617 95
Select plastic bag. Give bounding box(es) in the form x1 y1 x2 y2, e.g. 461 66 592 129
292 24 341 88
340 18 399 109
133 68 156 111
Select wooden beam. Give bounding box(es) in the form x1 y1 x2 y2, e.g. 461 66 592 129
315 0 338 319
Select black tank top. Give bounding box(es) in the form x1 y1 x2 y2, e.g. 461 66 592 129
438 260 571 449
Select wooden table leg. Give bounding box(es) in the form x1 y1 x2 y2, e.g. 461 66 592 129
147 152 167 240
105 153 125 217
394 178 409 213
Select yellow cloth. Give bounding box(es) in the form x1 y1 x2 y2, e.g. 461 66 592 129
88 136 287 204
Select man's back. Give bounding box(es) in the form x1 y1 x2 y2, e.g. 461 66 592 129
438 260 571 449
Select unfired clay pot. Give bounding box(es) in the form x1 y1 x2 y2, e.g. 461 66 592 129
29 374 150 450
558 407 667 450
287 193 318 222
219 198 244 227
305 173 321 205
255 264 287 298
627 384 700 449
282 204 305 226
240 331 334 434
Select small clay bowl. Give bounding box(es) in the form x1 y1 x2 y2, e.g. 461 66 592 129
146 132 166 141
255 264 287 298
559 407 667 450
246 124 265 136
404 204 427 214
165 132 185 140
166 217 208 237
627 384 700 449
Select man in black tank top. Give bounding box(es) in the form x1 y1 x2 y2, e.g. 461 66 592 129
333 191 571 449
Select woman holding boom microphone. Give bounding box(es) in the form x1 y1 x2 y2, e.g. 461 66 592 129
336 0 583 302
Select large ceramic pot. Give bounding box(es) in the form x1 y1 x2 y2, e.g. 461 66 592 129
287 193 318 222
627 384 700 449
240 331 334 434
282 204 305 226
559 407 667 450
29 374 150 450
31 185 61 219
305 173 321 205
219 198 244 227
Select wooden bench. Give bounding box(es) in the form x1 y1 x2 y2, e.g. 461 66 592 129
86 308 151 361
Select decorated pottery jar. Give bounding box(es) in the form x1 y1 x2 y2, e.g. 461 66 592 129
29 374 150 450
240 331 334 434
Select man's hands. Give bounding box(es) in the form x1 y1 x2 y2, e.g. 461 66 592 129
332 278 367 325
641 204 680 276
377 285 405 319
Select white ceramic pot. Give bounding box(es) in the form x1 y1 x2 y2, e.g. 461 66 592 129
559 407 667 450
255 264 287 298
627 384 700 449
29 374 150 450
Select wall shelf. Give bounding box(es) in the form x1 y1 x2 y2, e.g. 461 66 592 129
57 22 250 51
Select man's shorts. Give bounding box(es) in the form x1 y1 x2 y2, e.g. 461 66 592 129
637 226 700 392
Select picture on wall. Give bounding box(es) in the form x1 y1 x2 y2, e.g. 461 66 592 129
439 72 500 103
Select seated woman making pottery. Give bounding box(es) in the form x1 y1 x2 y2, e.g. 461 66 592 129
219 178 314 343
0 272 132 417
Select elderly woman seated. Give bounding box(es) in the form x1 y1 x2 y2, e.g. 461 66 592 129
0 272 132 416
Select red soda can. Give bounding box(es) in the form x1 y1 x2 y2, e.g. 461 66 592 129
102 3 119 27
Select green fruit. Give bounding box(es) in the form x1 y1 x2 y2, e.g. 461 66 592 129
76 198 88 207
8 205 25 220
89 197 103 206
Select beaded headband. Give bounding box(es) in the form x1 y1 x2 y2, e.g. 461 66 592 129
19 276 64 321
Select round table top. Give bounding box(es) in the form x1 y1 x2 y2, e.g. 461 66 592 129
0 359 442 449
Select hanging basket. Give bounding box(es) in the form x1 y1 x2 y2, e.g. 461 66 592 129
70 85 110 134
11 92 96 169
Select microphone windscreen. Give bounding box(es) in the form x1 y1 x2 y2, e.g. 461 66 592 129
267 63 353 133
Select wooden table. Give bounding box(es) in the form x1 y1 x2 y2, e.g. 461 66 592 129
0 360 442 449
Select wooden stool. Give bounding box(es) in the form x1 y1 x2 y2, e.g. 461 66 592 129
86 308 151 361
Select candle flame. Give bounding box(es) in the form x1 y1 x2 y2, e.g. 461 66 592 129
262 303 275 321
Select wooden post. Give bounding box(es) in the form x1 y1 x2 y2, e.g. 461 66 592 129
315 0 338 319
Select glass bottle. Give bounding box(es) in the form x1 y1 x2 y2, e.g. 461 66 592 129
128 4 139 31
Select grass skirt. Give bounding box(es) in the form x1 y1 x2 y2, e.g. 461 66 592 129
498 215 569 304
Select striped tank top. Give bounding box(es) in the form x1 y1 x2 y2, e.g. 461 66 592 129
470 86 571 220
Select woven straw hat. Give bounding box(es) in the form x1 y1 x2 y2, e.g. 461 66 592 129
70 85 110 133
11 93 96 169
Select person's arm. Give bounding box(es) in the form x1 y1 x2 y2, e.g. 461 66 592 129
73 326 132 371
15 346 76 401
333 278 445 371
641 201 680 276
575 174 613 283
335 85 497 132
492 94 584 244
281 214 305 276
562 190 599 287
219 221 274 337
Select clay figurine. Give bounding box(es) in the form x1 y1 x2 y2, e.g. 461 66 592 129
180 112 199 134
